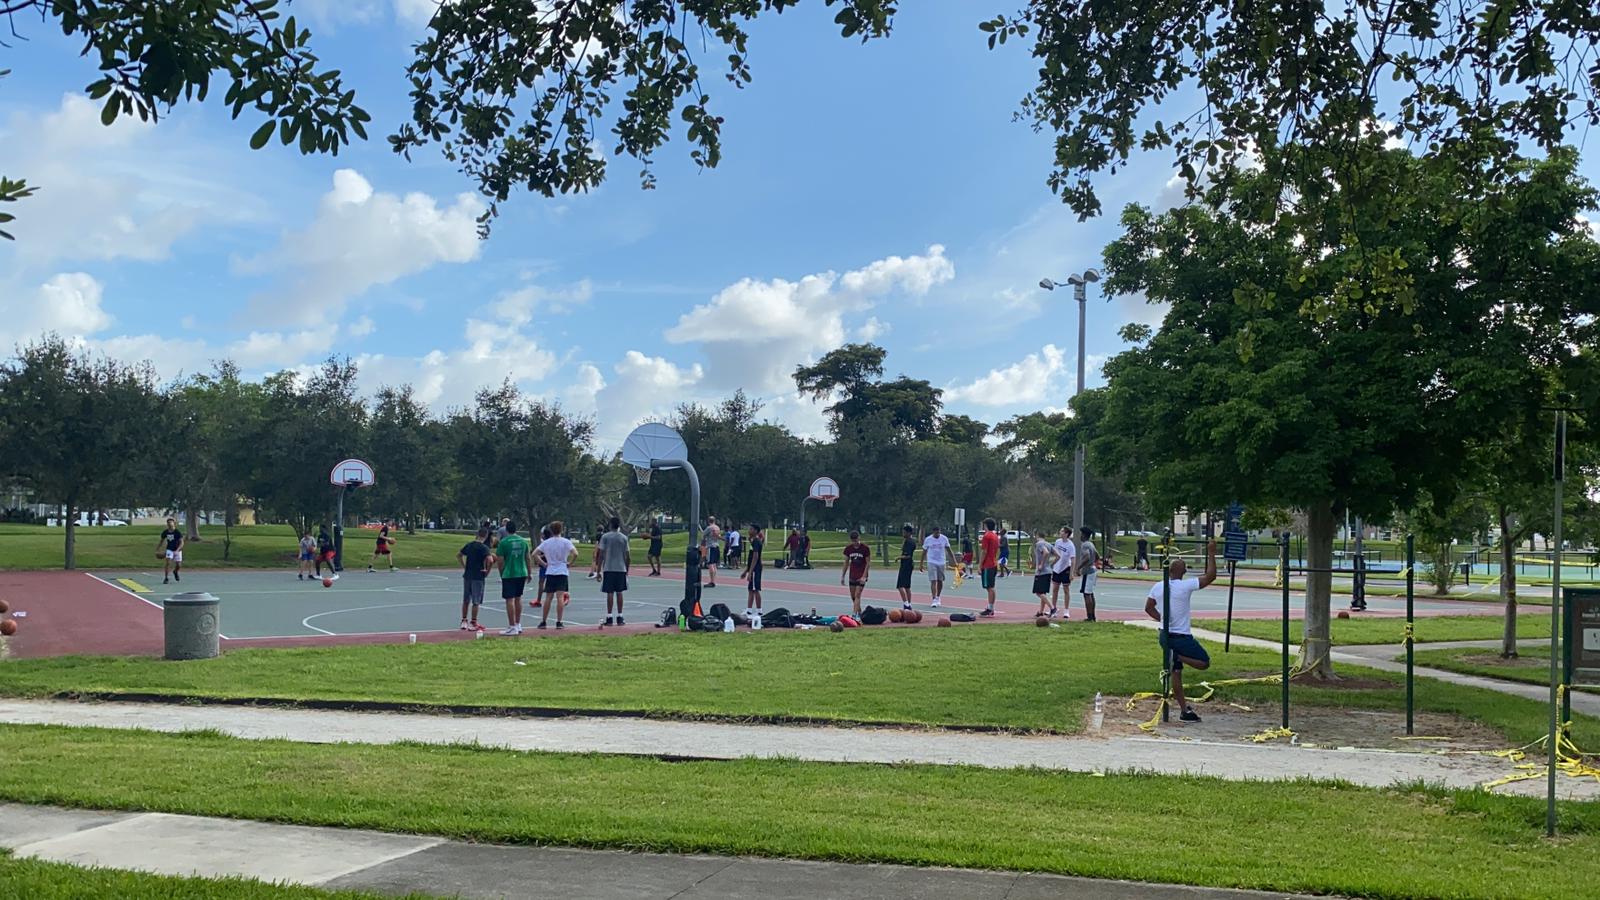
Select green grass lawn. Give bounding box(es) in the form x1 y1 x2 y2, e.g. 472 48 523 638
0 850 399 899
1412 646 1600 694
3 625 1593 746
1219 613 1554 646
0 725 1594 900
0 523 866 571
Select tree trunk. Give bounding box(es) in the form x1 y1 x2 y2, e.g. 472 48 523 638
63 501 77 571
1499 506 1519 659
185 506 201 542
1299 499 1337 679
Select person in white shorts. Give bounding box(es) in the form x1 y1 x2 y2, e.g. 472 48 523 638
157 517 184 585
1050 526 1076 618
920 525 952 608
1075 527 1100 621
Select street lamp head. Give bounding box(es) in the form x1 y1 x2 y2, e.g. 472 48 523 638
1067 269 1101 287
1038 278 1057 291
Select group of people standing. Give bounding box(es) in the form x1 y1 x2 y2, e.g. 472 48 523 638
456 518 583 635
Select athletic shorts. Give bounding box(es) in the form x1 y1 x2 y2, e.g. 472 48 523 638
849 579 867 588
649 541 663 556
1160 631 1210 670
375 542 390 555
538 565 547 581
165 549 183 562
1079 570 1099 594
322 550 336 562
1032 573 1052 595
544 574 571 595
896 563 913 590
708 546 721 564
500 576 528 600
463 577 486 606
600 571 628 594
299 552 313 561
927 563 946 583
1051 569 1072 585
747 568 762 593
980 568 997 590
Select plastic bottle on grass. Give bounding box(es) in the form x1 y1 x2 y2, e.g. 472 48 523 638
1092 692 1105 731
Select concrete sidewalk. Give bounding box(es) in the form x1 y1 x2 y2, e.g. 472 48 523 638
0 802 1317 899
1 698 1590 799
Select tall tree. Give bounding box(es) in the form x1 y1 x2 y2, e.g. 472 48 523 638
1083 146 1600 677
0 337 167 568
369 385 451 533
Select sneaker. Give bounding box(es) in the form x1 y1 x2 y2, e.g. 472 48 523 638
459 620 471 631
604 616 615 626
1180 708 1202 723
616 617 625 626
173 571 180 581
1062 609 1071 620
930 598 942 608
368 566 374 573
1086 615 1097 622
537 622 548 630
979 608 995 618
531 599 542 608
513 625 524 635
499 627 517 636
472 623 483 632
163 578 169 585
555 621 565 629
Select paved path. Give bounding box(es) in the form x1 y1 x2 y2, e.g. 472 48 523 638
0 803 1316 899
1 698 1589 799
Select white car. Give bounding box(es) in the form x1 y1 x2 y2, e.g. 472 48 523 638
1003 530 1031 541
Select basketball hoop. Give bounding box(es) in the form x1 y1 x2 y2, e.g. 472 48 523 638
634 466 653 486
823 497 834 508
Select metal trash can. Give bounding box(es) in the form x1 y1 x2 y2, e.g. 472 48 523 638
164 592 220 660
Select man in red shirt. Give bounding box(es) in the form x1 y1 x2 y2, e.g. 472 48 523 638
979 518 1002 617
840 530 872 616
785 529 802 568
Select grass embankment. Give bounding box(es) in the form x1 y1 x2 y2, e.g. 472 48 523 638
1219 614 1553 646
0 725 1595 900
0 850 398 899
3 626 1593 745
0 524 860 570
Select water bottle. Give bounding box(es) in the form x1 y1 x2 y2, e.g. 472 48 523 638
722 616 735 633
408 633 417 645
1092 692 1105 731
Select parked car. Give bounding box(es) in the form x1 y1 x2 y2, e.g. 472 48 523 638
1003 530 1031 541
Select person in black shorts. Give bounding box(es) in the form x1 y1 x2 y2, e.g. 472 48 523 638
895 524 916 612
1031 535 1059 617
647 521 663 576
742 524 765 623
597 517 631 626
1135 536 1151 571
368 524 396 573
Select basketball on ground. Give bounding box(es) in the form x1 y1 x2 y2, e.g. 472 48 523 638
0 598 9 614
1337 610 1350 619
909 609 923 624
829 621 844 633
0 619 15 636
936 616 951 628
1035 615 1050 627
322 577 334 588
889 608 903 623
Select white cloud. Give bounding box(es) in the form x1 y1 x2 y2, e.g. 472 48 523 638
348 316 377 338
945 344 1068 406
491 279 593 325
28 273 114 336
856 316 890 341
664 245 953 391
0 94 259 270
239 169 483 327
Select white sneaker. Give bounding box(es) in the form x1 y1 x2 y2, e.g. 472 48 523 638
930 598 941 608
1062 609 1071 620
459 620 471 631
499 627 517 636
513 624 524 635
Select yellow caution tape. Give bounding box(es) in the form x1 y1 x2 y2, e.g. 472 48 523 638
1138 697 1168 732
1249 727 1295 743
1480 686 1600 788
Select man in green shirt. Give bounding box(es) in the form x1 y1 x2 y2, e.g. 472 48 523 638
496 521 532 636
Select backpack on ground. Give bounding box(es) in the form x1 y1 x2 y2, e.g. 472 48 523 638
860 605 887 625
760 607 794 628
657 608 676 628
950 612 976 623
680 597 703 618
708 602 734 622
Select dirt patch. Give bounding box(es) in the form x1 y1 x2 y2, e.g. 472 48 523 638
1090 694 1506 751
1454 652 1546 671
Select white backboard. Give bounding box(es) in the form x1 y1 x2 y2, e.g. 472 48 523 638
808 476 841 501
330 458 375 487
621 423 689 470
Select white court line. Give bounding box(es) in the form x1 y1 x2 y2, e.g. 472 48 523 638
85 573 164 613
301 600 465 636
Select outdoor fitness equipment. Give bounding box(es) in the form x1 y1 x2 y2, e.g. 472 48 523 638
329 458 374 571
622 424 702 614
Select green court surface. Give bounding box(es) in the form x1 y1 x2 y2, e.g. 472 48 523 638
86 562 1480 640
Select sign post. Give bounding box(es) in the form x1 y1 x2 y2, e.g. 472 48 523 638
1222 503 1246 651
1566 589 1600 722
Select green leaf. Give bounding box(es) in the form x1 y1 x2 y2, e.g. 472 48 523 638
100 94 119 126
249 120 276 150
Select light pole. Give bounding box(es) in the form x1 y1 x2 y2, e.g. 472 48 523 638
1040 269 1101 532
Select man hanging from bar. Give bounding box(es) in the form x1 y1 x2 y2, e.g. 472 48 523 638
1146 539 1219 722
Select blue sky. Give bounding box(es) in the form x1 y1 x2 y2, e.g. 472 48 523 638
4 3 1594 451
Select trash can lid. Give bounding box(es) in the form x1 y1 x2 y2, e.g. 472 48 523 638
165 592 219 606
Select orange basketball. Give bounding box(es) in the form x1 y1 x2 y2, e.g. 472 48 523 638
1337 610 1350 619
0 598 9 614
1036 615 1050 627
909 609 923 624
936 616 952 628
889 608 904 623
0 618 15 636
322 577 334 588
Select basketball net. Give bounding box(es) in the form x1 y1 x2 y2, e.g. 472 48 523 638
824 497 834 508
634 465 653 486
